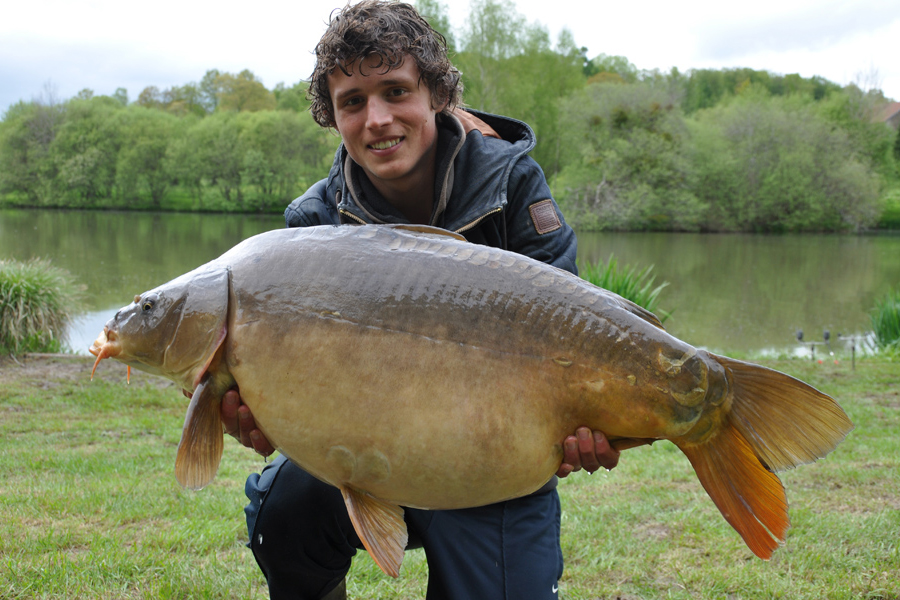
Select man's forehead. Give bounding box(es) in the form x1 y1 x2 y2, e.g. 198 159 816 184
328 55 421 92
332 53 414 77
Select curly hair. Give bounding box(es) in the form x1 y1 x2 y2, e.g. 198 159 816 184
308 0 462 128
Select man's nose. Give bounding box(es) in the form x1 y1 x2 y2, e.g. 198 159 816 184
366 98 393 129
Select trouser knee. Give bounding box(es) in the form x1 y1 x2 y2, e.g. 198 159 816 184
245 456 360 599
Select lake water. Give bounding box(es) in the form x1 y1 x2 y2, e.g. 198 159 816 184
2 208 898 357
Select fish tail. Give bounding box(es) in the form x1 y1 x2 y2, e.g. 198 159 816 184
715 354 853 472
676 355 853 559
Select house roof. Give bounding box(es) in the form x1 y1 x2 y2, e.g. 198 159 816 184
872 101 900 123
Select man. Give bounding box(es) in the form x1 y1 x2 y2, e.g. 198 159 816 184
223 2 620 598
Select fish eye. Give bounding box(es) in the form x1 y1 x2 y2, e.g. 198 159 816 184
141 294 158 312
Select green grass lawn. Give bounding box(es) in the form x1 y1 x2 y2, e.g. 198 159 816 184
1 354 897 599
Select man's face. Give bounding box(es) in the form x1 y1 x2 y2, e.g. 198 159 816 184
328 55 443 197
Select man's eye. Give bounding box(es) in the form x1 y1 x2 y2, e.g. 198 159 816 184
388 88 406 97
345 97 362 107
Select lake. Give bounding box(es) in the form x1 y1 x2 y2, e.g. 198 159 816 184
1 208 898 357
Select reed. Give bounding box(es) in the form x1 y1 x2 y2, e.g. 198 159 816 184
0 258 83 354
578 254 670 322
871 286 900 350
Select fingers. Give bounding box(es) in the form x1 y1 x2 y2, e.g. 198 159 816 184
557 427 620 477
221 389 275 457
576 427 602 473
593 430 620 471
221 389 241 438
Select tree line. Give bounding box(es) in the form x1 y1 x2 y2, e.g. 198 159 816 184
1 0 898 232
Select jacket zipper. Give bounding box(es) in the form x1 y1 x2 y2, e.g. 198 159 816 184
453 207 502 234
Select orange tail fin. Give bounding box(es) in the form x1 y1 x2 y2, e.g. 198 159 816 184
677 354 853 559
677 425 788 559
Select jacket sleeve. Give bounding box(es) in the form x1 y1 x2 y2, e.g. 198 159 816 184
503 156 579 276
283 178 340 228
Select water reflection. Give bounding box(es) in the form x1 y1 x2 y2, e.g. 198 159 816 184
2 209 897 356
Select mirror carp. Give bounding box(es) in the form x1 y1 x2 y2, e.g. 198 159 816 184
89 224 853 577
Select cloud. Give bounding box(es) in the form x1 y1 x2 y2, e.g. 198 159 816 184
696 0 900 59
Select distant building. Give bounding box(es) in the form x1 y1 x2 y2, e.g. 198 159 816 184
873 101 900 129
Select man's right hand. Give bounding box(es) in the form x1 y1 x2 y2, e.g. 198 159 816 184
221 389 276 457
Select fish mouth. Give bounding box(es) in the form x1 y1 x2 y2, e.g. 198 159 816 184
89 326 122 380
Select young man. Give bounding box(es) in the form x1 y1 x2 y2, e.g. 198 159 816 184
223 2 620 598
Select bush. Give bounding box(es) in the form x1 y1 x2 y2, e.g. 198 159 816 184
871 286 900 350
578 254 670 322
0 259 84 354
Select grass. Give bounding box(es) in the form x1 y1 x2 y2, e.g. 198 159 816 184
0 259 84 354
1 353 897 599
578 255 670 322
877 186 900 230
871 286 900 350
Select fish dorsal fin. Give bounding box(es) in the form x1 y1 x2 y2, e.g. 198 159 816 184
611 294 665 330
340 486 408 578
174 345 234 490
386 224 466 241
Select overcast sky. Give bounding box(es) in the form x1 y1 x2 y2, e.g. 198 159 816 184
2 0 898 115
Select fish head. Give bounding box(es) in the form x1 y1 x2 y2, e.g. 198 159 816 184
89 267 230 390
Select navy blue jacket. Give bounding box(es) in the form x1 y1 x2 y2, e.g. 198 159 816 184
283 109 578 275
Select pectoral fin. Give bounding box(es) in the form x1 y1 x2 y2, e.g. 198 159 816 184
340 486 407 578
175 376 225 490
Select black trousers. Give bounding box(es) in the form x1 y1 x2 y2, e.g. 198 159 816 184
245 455 564 600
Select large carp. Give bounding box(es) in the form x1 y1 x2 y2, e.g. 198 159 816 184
90 224 852 577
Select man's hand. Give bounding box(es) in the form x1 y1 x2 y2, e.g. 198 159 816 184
557 427 619 478
221 389 276 457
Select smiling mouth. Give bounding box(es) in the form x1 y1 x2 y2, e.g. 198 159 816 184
369 137 402 150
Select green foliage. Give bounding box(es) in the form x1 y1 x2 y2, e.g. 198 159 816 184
871 286 900 349
454 0 585 173
878 186 900 229
578 254 670 321
0 0 897 229
689 94 881 232
553 82 705 231
681 68 842 114
0 258 83 354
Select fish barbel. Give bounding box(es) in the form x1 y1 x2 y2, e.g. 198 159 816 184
89 224 853 577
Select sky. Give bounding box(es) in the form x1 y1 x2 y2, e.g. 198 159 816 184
2 0 899 115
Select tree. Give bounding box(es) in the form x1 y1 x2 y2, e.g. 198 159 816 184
274 81 311 113
199 69 222 113
689 93 881 232
216 70 276 112
113 106 179 208
553 82 703 231
49 96 121 205
414 0 456 52
0 100 64 203
455 0 585 174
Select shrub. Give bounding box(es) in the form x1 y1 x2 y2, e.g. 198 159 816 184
578 254 670 322
871 286 900 350
0 258 83 354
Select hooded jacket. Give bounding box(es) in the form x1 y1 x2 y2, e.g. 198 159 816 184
283 109 578 275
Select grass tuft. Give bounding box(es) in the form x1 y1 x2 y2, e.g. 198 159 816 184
871 286 900 350
0 258 84 354
578 254 671 322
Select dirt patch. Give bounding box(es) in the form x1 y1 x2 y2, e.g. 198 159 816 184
0 353 172 390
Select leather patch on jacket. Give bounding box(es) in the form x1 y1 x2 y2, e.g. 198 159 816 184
528 199 561 234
